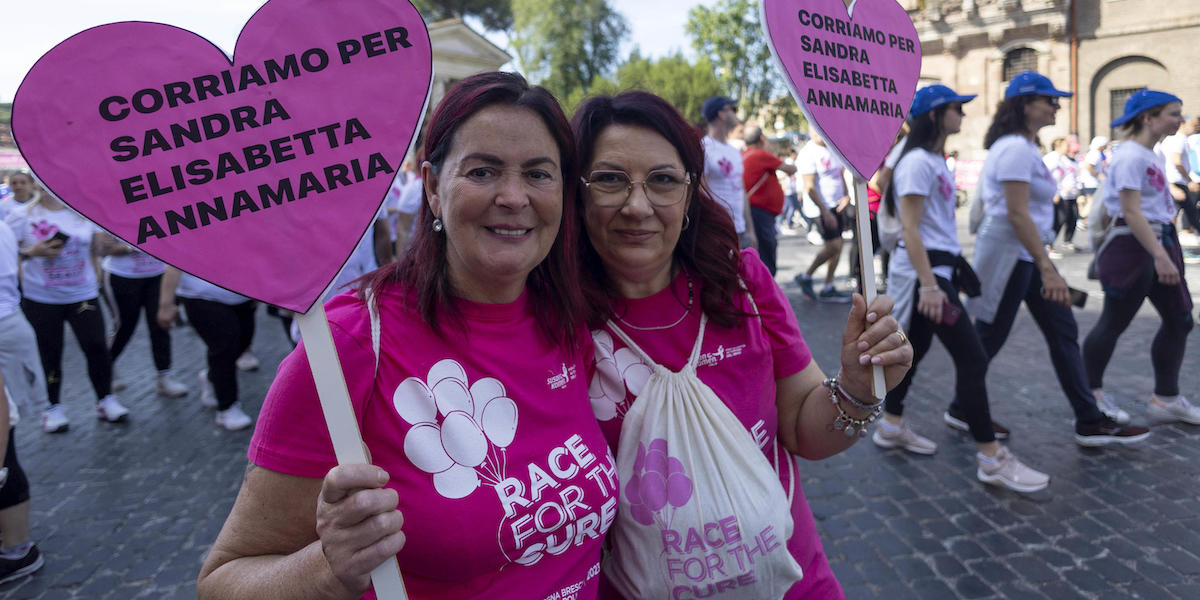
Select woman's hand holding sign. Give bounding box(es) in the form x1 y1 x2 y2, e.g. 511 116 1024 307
316 465 406 597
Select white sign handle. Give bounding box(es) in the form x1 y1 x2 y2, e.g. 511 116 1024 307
852 179 888 400
296 304 409 600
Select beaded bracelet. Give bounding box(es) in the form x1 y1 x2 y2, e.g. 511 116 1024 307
823 375 884 438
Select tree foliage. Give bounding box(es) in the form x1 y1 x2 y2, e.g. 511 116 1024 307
412 0 513 32
576 51 724 124
685 0 780 120
511 0 628 103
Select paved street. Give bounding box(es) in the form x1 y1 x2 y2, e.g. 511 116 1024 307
2 209 1199 599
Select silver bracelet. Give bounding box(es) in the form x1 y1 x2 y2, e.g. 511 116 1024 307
823 375 884 438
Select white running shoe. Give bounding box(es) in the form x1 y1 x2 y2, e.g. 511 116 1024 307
977 447 1049 493
872 421 937 455
41 405 69 433
198 370 217 409
1096 392 1132 425
1147 396 1200 425
215 403 253 431
235 352 260 371
96 395 130 423
156 374 189 398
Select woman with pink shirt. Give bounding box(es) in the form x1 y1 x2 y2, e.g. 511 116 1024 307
572 91 912 598
198 73 612 599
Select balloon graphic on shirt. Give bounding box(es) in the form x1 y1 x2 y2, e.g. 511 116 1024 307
393 377 437 425
432 377 472 417
405 422 454 473
394 358 521 500
440 410 488 467
469 377 506 422
481 396 518 448
616 347 652 396
428 358 468 388
433 463 480 499
588 357 622 421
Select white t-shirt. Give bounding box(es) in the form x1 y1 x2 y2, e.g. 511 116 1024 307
4 204 99 304
1080 148 1106 189
1103 141 1176 225
1187 133 1200 180
980 134 1057 261
1156 134 1192 186
103 249 166 279
702 135 747 233
1043 151 1080 200
884 138 906 170
890 148 961 280
177 272 251 305
796 141 846 209
0 197 33 223
0 221 20 320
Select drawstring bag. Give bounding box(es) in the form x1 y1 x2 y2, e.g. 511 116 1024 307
603 313 803 600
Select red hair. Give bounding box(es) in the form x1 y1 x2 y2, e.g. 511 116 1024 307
571 91 746 328
359 72 583 349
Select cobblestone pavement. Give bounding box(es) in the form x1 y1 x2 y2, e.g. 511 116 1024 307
2 211 1198 599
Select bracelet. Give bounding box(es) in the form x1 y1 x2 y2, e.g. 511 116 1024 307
919 285 940 293
823 375 884 438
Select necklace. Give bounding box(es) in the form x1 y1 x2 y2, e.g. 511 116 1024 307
615 273 694 331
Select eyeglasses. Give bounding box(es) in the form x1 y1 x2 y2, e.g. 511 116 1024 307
582 169 692 207
1039 95 1061 108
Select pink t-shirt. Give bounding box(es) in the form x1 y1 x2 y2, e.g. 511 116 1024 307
588 249 843 599
250 289 616 600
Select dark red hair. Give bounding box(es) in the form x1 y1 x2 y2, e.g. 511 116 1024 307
571 91 745 328
360 72 583 349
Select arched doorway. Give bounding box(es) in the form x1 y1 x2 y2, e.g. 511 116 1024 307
1088 56 1169 140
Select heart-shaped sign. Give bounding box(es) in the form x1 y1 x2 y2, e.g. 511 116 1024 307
762 0 921 179
12 0 432 312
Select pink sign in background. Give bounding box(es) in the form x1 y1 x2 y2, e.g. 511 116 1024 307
13 0 432 312
762 0 921 180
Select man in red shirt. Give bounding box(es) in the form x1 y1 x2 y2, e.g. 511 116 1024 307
743 126 796 275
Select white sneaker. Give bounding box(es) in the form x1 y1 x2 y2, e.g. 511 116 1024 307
977 447 1049 493
1096 392 1131 425
872 421 937 455
198 370 217 409
96 395 130 422
235 352 260 371
41 405 69 433
215 403 253 431
156 374 189 398
1147 396 1200 425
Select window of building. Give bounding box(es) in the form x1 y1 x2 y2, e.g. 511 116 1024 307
1110 87 1141 136
1002 48 1038 81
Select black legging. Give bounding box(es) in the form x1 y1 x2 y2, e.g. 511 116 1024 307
21 297 112 405
1053 197 1079 244
1083 262 1194 396
885 276 997 443
106 272 170 371
1173 183 1200 232
182 298 255 411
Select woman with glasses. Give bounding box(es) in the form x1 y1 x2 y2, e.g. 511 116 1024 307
573 91 912 597
965 71 1150 447
872 85 1053 492
1084 90 1198 425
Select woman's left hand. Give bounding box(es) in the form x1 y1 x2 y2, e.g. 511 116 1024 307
838 293 913 400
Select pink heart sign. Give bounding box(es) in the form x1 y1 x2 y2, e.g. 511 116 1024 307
12 0 432 312
762 0 921 179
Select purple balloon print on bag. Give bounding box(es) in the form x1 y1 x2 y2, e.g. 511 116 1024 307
626 439 693 527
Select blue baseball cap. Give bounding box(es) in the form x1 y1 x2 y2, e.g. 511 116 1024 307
702 96 737 122
1111 89 1182 127
910 84 976 117
1004 71 1073 99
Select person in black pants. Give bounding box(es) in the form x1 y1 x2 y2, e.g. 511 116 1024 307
100 238 189 398
157 268 255 431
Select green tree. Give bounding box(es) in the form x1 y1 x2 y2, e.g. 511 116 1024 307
685 0 779 119
578 50 723 124
511 0 628 103
412 0 513 32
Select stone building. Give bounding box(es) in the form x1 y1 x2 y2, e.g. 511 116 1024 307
904 0 1200 160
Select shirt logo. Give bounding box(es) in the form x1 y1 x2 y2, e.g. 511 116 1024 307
547 363 578 390
698 344 746 367
718 157 734 177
